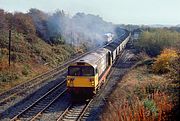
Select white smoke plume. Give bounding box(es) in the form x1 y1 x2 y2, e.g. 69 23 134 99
29 9 116 48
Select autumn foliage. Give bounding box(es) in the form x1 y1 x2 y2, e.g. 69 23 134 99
102 92 173 121
136 29 180 56
12 12 36 34
101 47 179 121
152 48 179 74
101 64 179 121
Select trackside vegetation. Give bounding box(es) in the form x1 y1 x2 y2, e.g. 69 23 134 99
101 28 180 121
135 28 180 56
0 9 81 92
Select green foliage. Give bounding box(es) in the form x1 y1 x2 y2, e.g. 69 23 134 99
135 29 180 56
144 99 158 116
0 71 19 82
22 68 28 76
49 35 65 44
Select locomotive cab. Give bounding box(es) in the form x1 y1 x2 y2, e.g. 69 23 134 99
67 61 98 96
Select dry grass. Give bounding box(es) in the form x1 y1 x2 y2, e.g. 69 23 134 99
0 32 77 93
101 65 179 121
102 92 173 121
0 58 50 93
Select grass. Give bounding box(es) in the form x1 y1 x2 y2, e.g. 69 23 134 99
0 29 80 93
0 61 50 93
135 29 180 56
101 64 179 121
102 92 173 121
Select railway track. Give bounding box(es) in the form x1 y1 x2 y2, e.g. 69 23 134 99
0 71 67 107
10 79 67 121
57 99 93 121
0 48 98 106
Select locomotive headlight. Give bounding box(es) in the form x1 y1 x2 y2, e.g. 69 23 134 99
89 78 95 86
91 82 95 86
67 80 70 86
67 78 74 86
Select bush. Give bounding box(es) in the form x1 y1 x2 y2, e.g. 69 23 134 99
144 99 158 116
0 72 19 82
101 92 173 121
22 65 29 76
168 57 180 82
136 29 180 56
152 48 178 74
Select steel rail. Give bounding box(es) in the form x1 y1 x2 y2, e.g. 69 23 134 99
56 105 71 121
10 79 66 121
30 89 67 121
76 99 93 121
0 70 67 106
57 99 93 121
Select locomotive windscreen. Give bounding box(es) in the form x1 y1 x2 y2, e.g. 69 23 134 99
68 66 95 76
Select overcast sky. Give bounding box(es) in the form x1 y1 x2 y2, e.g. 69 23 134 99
0 0 179 25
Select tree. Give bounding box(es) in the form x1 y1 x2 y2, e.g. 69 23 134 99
152 48 178 73
136 29 180 56
12 12 36 34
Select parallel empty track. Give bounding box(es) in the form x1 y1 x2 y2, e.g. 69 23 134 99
10 80 67 121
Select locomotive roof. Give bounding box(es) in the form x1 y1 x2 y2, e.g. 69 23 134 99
74 48 110 68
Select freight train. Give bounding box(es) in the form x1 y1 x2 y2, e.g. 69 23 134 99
67 29 130 97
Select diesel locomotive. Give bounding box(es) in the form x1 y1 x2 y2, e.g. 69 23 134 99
67 29 130 96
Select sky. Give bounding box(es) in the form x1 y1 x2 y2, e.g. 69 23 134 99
0 0 180 25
